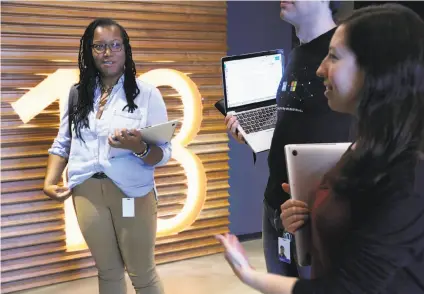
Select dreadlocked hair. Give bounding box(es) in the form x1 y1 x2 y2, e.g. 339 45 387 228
71 18 140 140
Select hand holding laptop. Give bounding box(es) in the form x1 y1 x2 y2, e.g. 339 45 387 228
225 113 245 144
282 143 351 266
281 207 309 235
221 50 284 153
280 183 310 234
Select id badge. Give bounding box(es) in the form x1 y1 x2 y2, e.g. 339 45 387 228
278 236 291 264
122 198 135 217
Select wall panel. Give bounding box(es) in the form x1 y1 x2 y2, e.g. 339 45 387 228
0 1 228 292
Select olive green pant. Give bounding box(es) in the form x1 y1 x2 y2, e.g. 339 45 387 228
73 178 164 294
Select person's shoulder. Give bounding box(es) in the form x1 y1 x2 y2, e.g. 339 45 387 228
69 83 79 92
135 78 157 91
301 27 336 49
317 27 337 42
68 84 80 102
135 78 160 96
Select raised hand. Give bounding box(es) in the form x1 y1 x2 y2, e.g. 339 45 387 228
216 233 252 281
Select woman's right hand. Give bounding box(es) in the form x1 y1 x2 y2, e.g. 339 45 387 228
280 183 310 234
43 184 72 202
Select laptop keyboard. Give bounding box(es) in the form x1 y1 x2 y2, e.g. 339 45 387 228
237 105 277 134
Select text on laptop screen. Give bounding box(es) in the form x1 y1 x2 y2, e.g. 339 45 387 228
224 53 283 108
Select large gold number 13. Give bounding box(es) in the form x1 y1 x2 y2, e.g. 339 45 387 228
12 69 207 251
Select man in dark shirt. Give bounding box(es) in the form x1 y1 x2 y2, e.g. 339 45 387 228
225 1 352 278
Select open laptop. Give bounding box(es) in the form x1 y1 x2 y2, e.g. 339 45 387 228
222 49 284 153
284 142 352 266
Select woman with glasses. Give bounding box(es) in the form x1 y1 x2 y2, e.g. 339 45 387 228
217 4 424 294
43 18 170 294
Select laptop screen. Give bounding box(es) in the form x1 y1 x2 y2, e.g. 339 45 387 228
223 53 283 109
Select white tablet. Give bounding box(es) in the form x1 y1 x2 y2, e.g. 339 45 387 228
137 120 179 145
284 142 351 266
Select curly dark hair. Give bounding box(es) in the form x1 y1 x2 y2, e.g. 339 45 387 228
71 18 140 140
331 4 424 198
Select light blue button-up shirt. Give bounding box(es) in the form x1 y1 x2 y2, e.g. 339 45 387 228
48 75 172 197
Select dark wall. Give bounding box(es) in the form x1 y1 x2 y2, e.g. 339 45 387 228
226 1 292 235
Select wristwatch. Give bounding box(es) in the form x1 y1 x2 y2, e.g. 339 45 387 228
133 141 150 159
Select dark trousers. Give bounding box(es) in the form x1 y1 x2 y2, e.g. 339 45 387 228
262 199 311 278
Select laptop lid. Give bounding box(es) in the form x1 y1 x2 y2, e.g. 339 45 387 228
284 142 351 266
222 49 284 113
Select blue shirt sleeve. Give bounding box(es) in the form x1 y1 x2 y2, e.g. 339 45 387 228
48 88 72 159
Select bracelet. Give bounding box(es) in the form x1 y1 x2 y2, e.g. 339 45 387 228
133 141 150 159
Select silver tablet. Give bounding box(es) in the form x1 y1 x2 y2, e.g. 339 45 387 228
139 120 179 145
284 142 351 266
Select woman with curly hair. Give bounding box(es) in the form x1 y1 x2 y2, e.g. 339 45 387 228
44 18 169 294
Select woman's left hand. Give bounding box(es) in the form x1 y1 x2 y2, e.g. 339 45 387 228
108 128 146 153
216 233 254 283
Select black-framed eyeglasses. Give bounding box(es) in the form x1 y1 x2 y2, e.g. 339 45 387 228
91 41 123 54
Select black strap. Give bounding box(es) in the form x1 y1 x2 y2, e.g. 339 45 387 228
242 138 257 164
67 85 78 137
236 128 258 164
